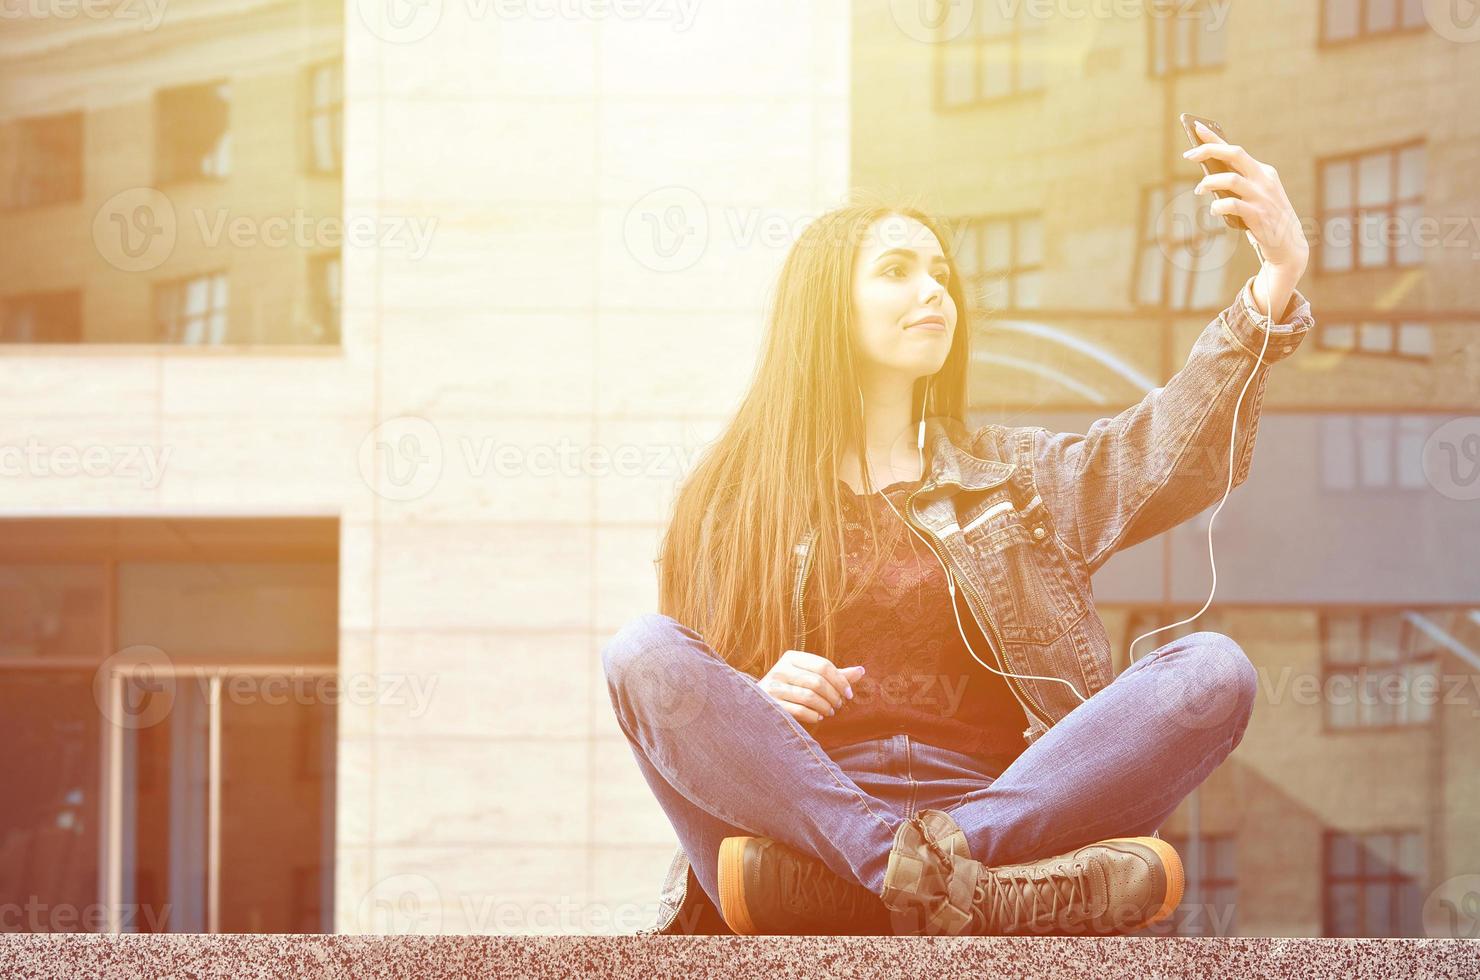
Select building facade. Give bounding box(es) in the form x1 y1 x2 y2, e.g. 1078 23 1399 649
2 0 1477 938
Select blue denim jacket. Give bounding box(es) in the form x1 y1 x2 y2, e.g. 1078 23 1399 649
641 276 1315 935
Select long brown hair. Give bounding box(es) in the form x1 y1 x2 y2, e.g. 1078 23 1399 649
656 201 976 678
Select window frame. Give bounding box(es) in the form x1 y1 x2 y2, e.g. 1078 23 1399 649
1317 414 1432 492
1132 180 1230 312
1 288 84 343
3 111 85 211
1314 319 1434 360
933 3 1049 110
1314 140 1425 275
952 211 1044 312
1146 0 1229 77
1322 828 1426 937
303 60 343 177
153 80 232 186
153 270 230 345
1318 0 1429 47
1318 609 1442 732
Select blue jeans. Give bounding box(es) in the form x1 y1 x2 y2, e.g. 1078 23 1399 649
601 613 1257 913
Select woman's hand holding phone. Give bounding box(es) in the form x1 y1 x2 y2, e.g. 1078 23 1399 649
1184 119 1310 320
759 650 865 726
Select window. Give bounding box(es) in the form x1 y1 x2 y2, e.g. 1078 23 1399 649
953 214 1042 310
1320 0 1427 44
3 112 83 210
1324 830 1425 936
1319 415 1430 491
2 290 83 343
155 81 231 184
307 250 341 343
305 62 342 175
937 0 1047 107
0 518 339 934
154 272 229 345
1317 320 1433 359
1134 183 1228 310
1148 0 1228 75
1321 610 1442 729
1145 834 1237 936
1317 143 1424 273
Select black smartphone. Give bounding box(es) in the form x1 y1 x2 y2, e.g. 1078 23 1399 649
1180 112 1246 232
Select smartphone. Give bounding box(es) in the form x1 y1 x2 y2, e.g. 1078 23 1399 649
1179 112 1246 232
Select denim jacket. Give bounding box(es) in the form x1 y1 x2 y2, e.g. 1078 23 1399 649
638 276 1315 935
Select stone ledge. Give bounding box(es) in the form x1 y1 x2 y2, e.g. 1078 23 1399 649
3 935 1480 979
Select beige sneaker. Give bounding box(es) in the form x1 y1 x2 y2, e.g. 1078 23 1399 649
879 809 1184 936
966 836 1184 936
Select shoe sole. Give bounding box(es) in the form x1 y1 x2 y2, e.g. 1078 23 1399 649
1100 836 1185 931
717 836 761 935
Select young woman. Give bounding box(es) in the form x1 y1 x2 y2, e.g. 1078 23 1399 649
602 132 1313 936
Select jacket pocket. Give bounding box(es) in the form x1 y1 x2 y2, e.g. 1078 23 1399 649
966 494 1086 644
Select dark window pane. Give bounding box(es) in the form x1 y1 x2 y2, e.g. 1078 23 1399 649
1328 833 1359 877
155 82 231 183
5 112 83 209
1364 882 1394 936
0 564 106 659
1329 881 1361 936
1 290 83 343
0 671 100 933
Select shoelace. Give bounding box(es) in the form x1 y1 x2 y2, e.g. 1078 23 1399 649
784 851 871 917
970 859 1093 935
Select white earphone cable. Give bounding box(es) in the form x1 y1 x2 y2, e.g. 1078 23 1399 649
866 384 1093 707
1126 235 1273 666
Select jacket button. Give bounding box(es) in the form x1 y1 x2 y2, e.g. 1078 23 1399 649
1032 526 1047 540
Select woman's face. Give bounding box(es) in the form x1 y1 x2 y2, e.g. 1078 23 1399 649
849 213 957 384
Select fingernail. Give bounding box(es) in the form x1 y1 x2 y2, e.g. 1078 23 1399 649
1183 148 1194 157
846 686 854 699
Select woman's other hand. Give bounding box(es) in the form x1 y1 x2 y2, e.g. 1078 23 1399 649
759 650 865 726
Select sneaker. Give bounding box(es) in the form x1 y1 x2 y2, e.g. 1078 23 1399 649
967 836 1185 936
716 836 891 935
